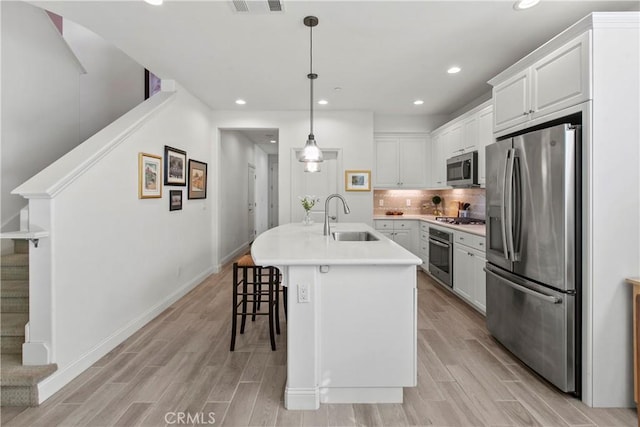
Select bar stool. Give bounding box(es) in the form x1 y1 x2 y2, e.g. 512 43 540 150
230 255 281 351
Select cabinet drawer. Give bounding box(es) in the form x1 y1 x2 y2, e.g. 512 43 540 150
420 231 428 242
394 221 415 230
455 232 485 252
375 220 394 230
420 222 429 232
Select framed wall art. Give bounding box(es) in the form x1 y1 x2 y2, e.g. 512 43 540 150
164 145 187 186
188 159 208 199
138 152 162 199
169 190 183 211
345 170 371 192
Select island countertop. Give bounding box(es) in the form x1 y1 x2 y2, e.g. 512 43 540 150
252 222 422 266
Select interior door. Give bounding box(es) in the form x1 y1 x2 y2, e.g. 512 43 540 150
290 151 339 223
248 164 256 242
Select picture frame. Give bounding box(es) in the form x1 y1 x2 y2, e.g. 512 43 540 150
169 190 183 211
138 152 162 199
164 145 187 186
188 159 208 199
144 69 162 99
345 170 371 192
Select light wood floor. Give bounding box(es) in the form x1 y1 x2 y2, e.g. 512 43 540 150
1 264 637 426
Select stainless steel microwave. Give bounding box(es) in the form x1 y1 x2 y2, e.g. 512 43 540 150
446 151 478 187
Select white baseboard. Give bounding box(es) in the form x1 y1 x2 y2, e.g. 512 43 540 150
36 266 215 403
285 386 320 410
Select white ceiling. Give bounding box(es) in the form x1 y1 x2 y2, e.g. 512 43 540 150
32 0 639 117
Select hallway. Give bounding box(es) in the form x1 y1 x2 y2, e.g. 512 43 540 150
1 265 636 426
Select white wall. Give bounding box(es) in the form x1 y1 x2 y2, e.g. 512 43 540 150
254 146 269 236
1 1 82 237
211 111 375 236
63 18 144 142
374 114 449 133
26 84 215 401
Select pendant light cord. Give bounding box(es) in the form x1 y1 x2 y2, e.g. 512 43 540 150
309 23 314 136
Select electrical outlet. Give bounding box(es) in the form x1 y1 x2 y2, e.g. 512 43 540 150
379 199 384 207
298 284 310 303
406 199 411 207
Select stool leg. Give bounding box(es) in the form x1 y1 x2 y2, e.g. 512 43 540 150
268 270 276 351
273 268 281 335
283 285 287 320
252 267 259 322
240 266 248 334
230 263 238 351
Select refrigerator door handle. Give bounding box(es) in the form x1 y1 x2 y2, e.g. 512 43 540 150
500 149 511 260
484 267 562 304
512 153 522 262
505 148 517 262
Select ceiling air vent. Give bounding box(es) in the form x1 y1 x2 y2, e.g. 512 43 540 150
267 0 282 12
232 0 249 12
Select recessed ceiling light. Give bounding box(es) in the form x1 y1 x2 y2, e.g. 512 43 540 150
413 100 424 105
334 87 342 92
270 140 277 144
235 99 246 105
144 0 163 5
514 0 540 10
447 66 461 74
318 100 328 105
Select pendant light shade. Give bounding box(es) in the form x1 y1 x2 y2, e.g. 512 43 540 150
299 16 323 170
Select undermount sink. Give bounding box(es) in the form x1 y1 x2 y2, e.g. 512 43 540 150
332 231 379 242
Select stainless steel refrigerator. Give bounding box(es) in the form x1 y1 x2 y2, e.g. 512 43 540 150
485 122 581 394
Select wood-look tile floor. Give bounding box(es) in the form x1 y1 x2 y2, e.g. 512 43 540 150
1 265 637 426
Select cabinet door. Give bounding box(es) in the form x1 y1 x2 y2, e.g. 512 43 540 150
398 137 426 187
461 116 479 153
477 106 494 186
453 245 474 302
493 69 530 132
379 230 394 240
374 138 399 187
531 32 590 119
447 124 463 159
430 133 447 188
473 252 487 313
393 230 412 253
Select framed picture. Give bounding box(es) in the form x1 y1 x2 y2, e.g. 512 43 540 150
144 69 161 99
345 170 371 192
169 190 183 211
164 145 187 186
138 153 162 199
188 159 208 199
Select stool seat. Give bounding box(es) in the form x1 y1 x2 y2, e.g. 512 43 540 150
236 254 255 267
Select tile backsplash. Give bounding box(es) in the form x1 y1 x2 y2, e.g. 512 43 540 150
374 188 486 218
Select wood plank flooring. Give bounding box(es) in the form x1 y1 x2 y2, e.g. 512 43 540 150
1 265 637 426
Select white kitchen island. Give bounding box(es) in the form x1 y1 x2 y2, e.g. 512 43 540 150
251 222 422 410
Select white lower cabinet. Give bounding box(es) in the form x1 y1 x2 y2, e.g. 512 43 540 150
453 231 486 313
418 221 429 272
374 220 418 256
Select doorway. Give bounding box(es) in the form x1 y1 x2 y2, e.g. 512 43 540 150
248 164 256 243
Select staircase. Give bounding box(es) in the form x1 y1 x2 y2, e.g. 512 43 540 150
1 239 57 406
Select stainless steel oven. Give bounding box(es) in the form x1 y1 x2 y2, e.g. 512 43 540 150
428 227 453 287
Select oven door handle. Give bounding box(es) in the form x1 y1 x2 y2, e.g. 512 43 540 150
484 267 562 304
429 238 450 248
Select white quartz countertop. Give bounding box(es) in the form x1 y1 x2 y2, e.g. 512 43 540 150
251 222 422 266
373 214 486 237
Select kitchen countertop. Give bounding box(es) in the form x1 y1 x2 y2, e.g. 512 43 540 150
251 222 422 266
373 214 486 237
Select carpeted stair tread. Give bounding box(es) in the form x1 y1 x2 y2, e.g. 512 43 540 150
0 354 57 386
1 313 28 336
1 280 29 298
0 253 29 267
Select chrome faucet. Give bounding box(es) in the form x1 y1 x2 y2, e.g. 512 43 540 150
324 194 351 236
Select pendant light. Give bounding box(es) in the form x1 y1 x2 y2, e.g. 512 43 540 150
298 16 323 171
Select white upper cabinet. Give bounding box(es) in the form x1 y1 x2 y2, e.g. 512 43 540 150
428 100 492 189
374 134 428 188
492 31 591 133
477 105 494 185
